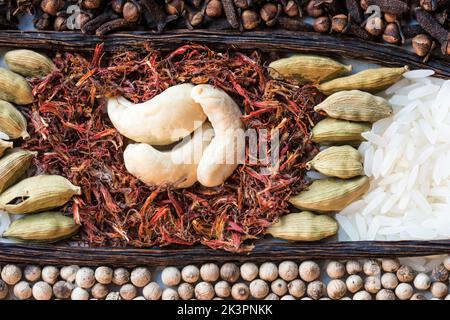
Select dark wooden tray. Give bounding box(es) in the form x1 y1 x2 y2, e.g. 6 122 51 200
0 29 449 266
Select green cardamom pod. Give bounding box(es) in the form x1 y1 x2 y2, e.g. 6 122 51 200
0 148 37 194
2 211 79 243
306 145 363 179
0 140 13 157
289 176 370 212
4 49 56 77
0 67 33 105
311 118 372 146
0 100 29 139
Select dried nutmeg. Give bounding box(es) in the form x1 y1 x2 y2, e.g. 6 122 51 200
306 0 323 18
383 23 401 44
412 34 433 57
82 0 102 9
123 2 141 23
331 14 347 33
313 16 331 33
206 0 223 18
111 0 125 13
284 0 299 17
241 10 260 30
41 0 65 16
365 17 385 36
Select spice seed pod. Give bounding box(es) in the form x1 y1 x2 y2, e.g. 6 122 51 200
0 100 30 139
267 211 338 241
306 145 363 179
268 55 352 84
318 66 409 95
2 211 80 243
0 67 33 105
0 175 82 214
0 148 37 194
4 50 56 78
311 118 372 145
314 90 393 123
289 176 370 212
0 140 13 157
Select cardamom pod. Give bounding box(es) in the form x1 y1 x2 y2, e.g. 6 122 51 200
268 54 352 84
0 175 82 214
4 49 56 77
0 148 37 194
289 176 370 212
2 211 80 243
306 145 363 179
314 90 393 123
266 211 338 241
0 140 13 157
0 67 33 105
0 100 29 139
311 118 372 145
318 66 408 95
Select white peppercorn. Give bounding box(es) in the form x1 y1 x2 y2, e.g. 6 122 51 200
75 267 95 289
120 283 137 300
24 265 41 282
71 287 89 300
443 256 450 271
352 290 372 300
287 279 306 298
42 266 59 285
250 279 269 299
60 265 79 282
346 275 363 293
0 279 8 300
131 267 151 287
265 293 279 300
306 281 325 300
413 273 431 290
397 265 415 283
105 292 122 300
195 281 215 300
220 263 240 283
214 281 231 298
91 283 109 299
259 262 278 282
271 279 288 296
395 282 413 300
94 266 113 284
178 283 194 300
278 261 298 281
410 293 427 300
430 281 448 299
32 281 52 300
381 272 398 290
1 264 22 285
346 260 362 275
112 268 130 285
299 261 320 282
280 295 295 300
376 289 395 300
326 261 345 279
240 262 258 281
181 265 200 283
381 258 400 272
53 280 75 299
364 276 381 294
363 260 381 276
143 282 162 300
431 264 449 282
161 266 181 287
327 279 346 300
13 281 32 300
231 283 249 300
200 263 220 282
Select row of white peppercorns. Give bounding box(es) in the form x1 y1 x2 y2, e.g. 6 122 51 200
0 257 449 300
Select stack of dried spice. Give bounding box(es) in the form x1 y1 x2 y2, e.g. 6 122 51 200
0 49 80 243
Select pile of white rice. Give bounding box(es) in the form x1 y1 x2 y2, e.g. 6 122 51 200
337 70 450 241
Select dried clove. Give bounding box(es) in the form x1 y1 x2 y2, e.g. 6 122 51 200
187 0 203 8
260 3 278 25
81 10 119 34
206 0 223 18
34 13 51 30
234 0 250 9
402 24 425 39
416 7 450 54
165 0 185 16
140 0 168 32
382 22 401 43
111 0 125 13
331 14 347 33
81 0 102 10
54 13 69 31
420 0 450 12
345 0 363 24
366 0 409 15
96 18 132 36
188 11 204 27
40 0 65 16
384 13 399 23
313 15 331 33
343 20 373 40
284 0 300 17
306 0 324 18
123 1 141 23
241 9 260 30
278 16 307 30
222 0 240 29
412 33 433 56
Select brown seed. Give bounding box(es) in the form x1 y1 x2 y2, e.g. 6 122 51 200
365 17 385 36
41 0 65 16
383 23 401 44
123 2 141 23
241 10 260 30
313 16 331 33
284 0 299 17
206 0 223 18
331 14 347 33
